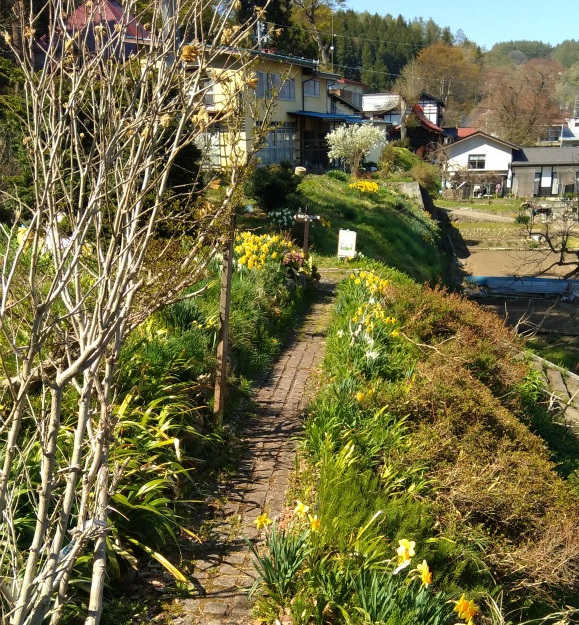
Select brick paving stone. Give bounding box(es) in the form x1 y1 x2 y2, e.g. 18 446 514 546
178 272 344 624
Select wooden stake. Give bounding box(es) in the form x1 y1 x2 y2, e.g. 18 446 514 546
213 213 235 424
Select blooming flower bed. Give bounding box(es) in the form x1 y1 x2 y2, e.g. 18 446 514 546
234 231 318 284
348 180 379 194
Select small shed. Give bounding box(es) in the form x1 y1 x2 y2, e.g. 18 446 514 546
509 146 579 198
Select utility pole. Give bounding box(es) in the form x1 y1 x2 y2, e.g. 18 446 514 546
330 14 334 72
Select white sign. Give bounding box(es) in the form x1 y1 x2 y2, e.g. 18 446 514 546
337 229 357 258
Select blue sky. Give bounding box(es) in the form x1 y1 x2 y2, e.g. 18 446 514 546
348 0 579 50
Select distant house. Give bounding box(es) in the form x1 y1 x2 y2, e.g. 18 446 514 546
509 146 579 197
443 127 478 142
329 78 367 115
538 117 579 147
439 131 520 197
560 118 579 147
36 0 150 65
362 92 444 156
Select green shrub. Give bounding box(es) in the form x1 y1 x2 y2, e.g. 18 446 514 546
244 162 302 211
326 169 348 182
409 161 441 195
515 213 531 225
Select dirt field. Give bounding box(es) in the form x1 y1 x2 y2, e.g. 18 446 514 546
441 205 579 342
464 249 572 278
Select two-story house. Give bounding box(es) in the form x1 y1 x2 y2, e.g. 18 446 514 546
37 0 367 171
362 92 444 157
191 49 366 171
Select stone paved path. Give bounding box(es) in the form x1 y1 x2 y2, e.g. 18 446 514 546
179 272 343 624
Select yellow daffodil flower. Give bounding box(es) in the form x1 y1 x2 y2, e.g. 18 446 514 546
309 515 320 532
415 560 432 587
454 594 479 623
294 500 310 517
254 513 272 531
393 538 415 574
355 391 364 402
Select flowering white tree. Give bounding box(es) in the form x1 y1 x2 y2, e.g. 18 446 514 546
326 123 385 177
0 0 275 623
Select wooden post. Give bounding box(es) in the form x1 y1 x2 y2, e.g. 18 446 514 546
294 212 321 255
213 213 235 424
302 219 310 254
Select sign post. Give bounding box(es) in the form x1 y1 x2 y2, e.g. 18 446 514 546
294 212 321 254
337 229 357 259
213 213 235 425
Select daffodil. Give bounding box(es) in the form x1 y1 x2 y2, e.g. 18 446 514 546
414 560 432 587
355 391 364 402
309 515 320 531
454 594 479 624
393 538 415 574
254 513 272 531
294 500 310 517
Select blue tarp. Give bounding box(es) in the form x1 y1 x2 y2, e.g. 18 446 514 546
465 276 577 297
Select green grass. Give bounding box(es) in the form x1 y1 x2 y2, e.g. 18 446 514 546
435 196 521 215
526 336 579 372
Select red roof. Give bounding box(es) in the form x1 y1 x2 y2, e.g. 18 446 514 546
457 128 477 138
37 0 150 56
67 0 149 40
411 104 443 133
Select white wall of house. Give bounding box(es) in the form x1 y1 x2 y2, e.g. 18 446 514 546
445 136 513 173
362 93 400 121
417 98 441 125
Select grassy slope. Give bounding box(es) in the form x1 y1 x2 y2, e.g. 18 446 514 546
295 176 443 283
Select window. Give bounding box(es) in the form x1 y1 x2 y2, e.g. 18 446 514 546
255 122 296 165
279 77 295 101
304 80 320 97
468 154 486 169
256 71 268 99
196 126 222 167
272 74 295 100
203 81 215 109
187 81 215 109
256 72 295 101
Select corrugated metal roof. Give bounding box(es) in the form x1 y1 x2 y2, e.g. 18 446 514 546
512 146 579 166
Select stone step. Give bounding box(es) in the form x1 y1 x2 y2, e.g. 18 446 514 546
545 367 570 402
